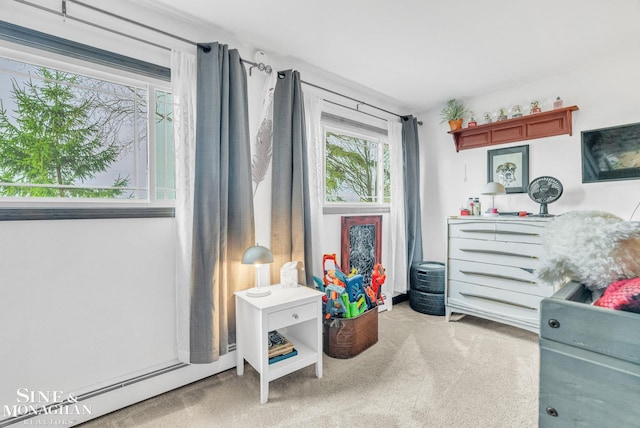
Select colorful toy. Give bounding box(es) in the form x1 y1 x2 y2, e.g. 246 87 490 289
349 295 367 318
328 269 350 287
344 274 365 303
318 254 386 319
313 275 325 292
324 284 347 319
370 263 387 304
322 254 340 287
340 292 351 318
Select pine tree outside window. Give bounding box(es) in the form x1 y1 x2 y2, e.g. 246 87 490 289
0 50 174 203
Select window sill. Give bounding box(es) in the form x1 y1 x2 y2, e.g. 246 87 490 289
323 205 390 215
0 207 175 221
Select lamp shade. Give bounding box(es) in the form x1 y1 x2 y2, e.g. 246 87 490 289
242 245 274 265
481 181 506 195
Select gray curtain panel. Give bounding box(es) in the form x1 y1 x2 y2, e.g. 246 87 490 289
403 115 423 280
191 42 255 363
270 70 314 286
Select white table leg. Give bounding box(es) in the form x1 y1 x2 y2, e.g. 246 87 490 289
236 356 244 376
260 377 268 404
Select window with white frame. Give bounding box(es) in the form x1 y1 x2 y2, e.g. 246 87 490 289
322 114 390 206
0 46 174 203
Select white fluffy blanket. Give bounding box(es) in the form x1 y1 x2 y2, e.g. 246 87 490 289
538 210 640 292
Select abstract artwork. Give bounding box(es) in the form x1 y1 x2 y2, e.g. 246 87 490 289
341 216 382 286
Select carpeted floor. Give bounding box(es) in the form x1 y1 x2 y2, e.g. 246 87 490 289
79 301 539 428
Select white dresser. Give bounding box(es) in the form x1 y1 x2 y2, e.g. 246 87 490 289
446 217 557 333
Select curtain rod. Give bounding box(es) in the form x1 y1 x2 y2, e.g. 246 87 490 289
300 79 403 120
323 99 388 123
14 0 419 123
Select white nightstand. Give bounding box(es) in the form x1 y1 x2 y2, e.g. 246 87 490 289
235 284 323 403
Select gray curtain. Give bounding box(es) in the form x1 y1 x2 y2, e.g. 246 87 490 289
270 70 313 286
403 115 423 279
191 42 254 363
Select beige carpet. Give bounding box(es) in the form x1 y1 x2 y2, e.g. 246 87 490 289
80 301 539 428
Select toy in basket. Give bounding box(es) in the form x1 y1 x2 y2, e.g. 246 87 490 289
313 253 386 320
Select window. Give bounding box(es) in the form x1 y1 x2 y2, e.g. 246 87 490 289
0 47 173 204
323 118 390 206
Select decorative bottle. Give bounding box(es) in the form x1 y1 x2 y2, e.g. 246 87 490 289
473 198 481 216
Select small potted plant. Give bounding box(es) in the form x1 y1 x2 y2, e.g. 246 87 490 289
497 108 508 121
440 98 468 131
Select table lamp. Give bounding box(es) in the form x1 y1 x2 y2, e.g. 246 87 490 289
242 244 274 297
481 181 506 214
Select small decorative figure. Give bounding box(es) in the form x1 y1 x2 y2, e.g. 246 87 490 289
497 108 508 121
467 112 477 127
530 100 541 113
483 112 492 124
553 96 563 109
511 105 523 118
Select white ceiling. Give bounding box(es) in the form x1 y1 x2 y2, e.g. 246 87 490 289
150 0 640 114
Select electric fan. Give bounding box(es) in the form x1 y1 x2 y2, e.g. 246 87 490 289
527 176 563 216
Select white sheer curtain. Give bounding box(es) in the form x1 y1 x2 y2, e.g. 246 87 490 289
303 93 325 278
171 49 197 363
389 121 407 307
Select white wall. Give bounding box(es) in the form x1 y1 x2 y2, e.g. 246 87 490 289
0 1 404 425
0 1 255 425
0 218 176 397
420 50 640 263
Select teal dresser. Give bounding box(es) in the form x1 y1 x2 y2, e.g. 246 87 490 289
539 281 640 427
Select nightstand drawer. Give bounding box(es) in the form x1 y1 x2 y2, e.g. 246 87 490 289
268 302 317 331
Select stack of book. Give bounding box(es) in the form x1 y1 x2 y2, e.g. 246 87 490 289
268 330 297 364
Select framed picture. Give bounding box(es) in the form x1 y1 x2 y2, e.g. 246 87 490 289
341 215 381 287
487 145 529 193
582 122 640 183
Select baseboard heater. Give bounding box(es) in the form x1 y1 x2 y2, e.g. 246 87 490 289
0 362 189 427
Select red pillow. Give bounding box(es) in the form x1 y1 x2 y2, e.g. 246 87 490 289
594 278 640 314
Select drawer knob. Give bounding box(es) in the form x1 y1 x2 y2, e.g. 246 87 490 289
292 313 299 320
548 319 560 328
546 406 559 417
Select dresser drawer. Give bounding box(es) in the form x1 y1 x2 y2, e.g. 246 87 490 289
449 237 544 269
449 259 555 297
268 302 317 331
494 221 545 244
449 221 496 240
448 280 541 326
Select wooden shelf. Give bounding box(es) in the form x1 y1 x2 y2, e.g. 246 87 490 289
448 105 579 152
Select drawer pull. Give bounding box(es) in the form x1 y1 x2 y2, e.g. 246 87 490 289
459 228 495 234
459 270 537 284
546 406 559 417
548 319 560 328
495 230 540 236
460 248 538 259
459 292 537 310
292 313 299 320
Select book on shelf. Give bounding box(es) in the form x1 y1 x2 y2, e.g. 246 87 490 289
268 330 294 358
269 348 297 364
